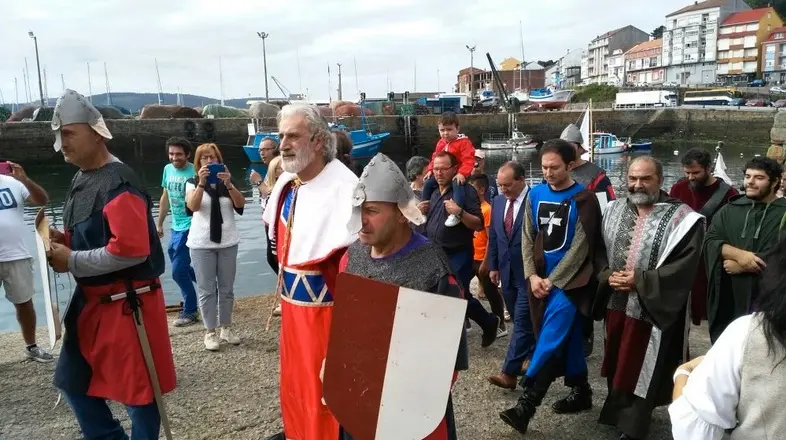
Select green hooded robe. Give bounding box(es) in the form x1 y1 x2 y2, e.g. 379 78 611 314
704 194 786 343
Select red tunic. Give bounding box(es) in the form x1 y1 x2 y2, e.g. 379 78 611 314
276 184 347 440
669 178 737 324
56 189 176 406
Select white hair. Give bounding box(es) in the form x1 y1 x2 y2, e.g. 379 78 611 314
277 103 336 164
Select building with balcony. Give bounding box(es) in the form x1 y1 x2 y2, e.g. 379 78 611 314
581 25 650 84
546 48 583 88
625 39 665 85
762 27 786 83
662 0 750 85
717 7 783 83
607 49 627 85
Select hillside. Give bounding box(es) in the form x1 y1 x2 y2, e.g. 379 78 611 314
4 92 281 114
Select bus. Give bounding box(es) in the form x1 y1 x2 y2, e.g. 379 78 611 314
683 88 743 106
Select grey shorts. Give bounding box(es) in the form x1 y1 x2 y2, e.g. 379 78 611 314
0 258 34 305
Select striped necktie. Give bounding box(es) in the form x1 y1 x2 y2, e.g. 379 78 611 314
504 199 515 238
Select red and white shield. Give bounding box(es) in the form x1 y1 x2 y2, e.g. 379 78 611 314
323 273 467 440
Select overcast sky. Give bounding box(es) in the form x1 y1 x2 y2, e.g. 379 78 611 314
1 0 696 103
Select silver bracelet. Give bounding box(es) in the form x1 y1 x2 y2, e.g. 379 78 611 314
673 368 691 383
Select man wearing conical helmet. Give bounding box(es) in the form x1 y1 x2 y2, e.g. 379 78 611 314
46 89 176 438
336 153 468 440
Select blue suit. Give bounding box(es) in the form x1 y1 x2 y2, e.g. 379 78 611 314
486 189 535 376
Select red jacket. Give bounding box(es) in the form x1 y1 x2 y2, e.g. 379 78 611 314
428 135 476 178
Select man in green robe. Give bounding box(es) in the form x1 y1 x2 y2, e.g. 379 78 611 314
704 157 786 343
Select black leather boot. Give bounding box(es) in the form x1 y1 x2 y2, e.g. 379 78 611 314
265 432 286 440
499 387 539 434
551 381 593 414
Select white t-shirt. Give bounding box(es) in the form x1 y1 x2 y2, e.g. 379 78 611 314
0 175 31 262
185 182 240 249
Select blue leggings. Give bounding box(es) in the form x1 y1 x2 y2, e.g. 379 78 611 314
525 288 587 383
64 392 160 440
422 176 465 208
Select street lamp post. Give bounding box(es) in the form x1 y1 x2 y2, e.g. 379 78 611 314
28 31 45 107
257 32 270 102
466 45 476 106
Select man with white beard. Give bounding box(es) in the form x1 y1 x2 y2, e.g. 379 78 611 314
593 156 705 440
261 104 358 440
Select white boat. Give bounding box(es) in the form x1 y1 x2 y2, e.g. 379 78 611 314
480 131 538 150
592 132 629 155
508 131 538 150
480 133 513 150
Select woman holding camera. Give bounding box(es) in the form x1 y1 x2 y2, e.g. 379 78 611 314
185 143 245 351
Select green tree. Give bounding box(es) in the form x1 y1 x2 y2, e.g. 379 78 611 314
652 25 666 39
744 0 786 19
570 84 618 103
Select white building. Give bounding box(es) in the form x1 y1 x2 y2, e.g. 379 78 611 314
607 49 627 85
581 25 650 84
661 0 751 85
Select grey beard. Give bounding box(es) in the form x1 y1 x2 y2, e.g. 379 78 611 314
629 191 658 206
281 148 315 174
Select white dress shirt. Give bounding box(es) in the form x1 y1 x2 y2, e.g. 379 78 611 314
504 185 529 221
668 315 751 440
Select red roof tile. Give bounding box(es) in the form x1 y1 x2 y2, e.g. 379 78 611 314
763 26 786 42
625 39 663 55
721 8 773 26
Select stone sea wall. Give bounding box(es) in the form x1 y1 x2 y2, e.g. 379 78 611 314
0 108 777 163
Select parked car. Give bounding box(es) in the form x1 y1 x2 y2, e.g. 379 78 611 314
745 99 768 107
772 86 786 94
749 79 766 87
773 99 786 108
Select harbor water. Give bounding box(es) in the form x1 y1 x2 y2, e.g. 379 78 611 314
0 140 764 332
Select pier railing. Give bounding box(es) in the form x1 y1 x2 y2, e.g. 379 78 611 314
482 132 509 142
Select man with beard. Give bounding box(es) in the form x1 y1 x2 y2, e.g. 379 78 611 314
668 148 737 326
46 90 175 438
594 156 705 440
499 140 603 434
262 103 358 440
338 152 468 440
156 136 200 326
704 157 786 343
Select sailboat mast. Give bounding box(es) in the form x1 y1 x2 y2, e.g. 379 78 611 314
60 74 65 94
154 58 163 105
14 77 18 112
296 47 303 97
42 67 49 104
414 60 417 92
22 67 30 103
353 56 360 99
219 56 225 106
24 58 32 103
87 62 93 103
104 62 112 106
588 99 594 163
519 20 525 90
327 63 332 103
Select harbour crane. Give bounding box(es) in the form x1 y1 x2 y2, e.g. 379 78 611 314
270 76 305 101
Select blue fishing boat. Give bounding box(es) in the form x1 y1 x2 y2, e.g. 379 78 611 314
241 102 389 162
592 132 629 155
630 139 653 151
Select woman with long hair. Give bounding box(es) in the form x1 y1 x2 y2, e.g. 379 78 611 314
185 143 245 351
669 234 786 438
